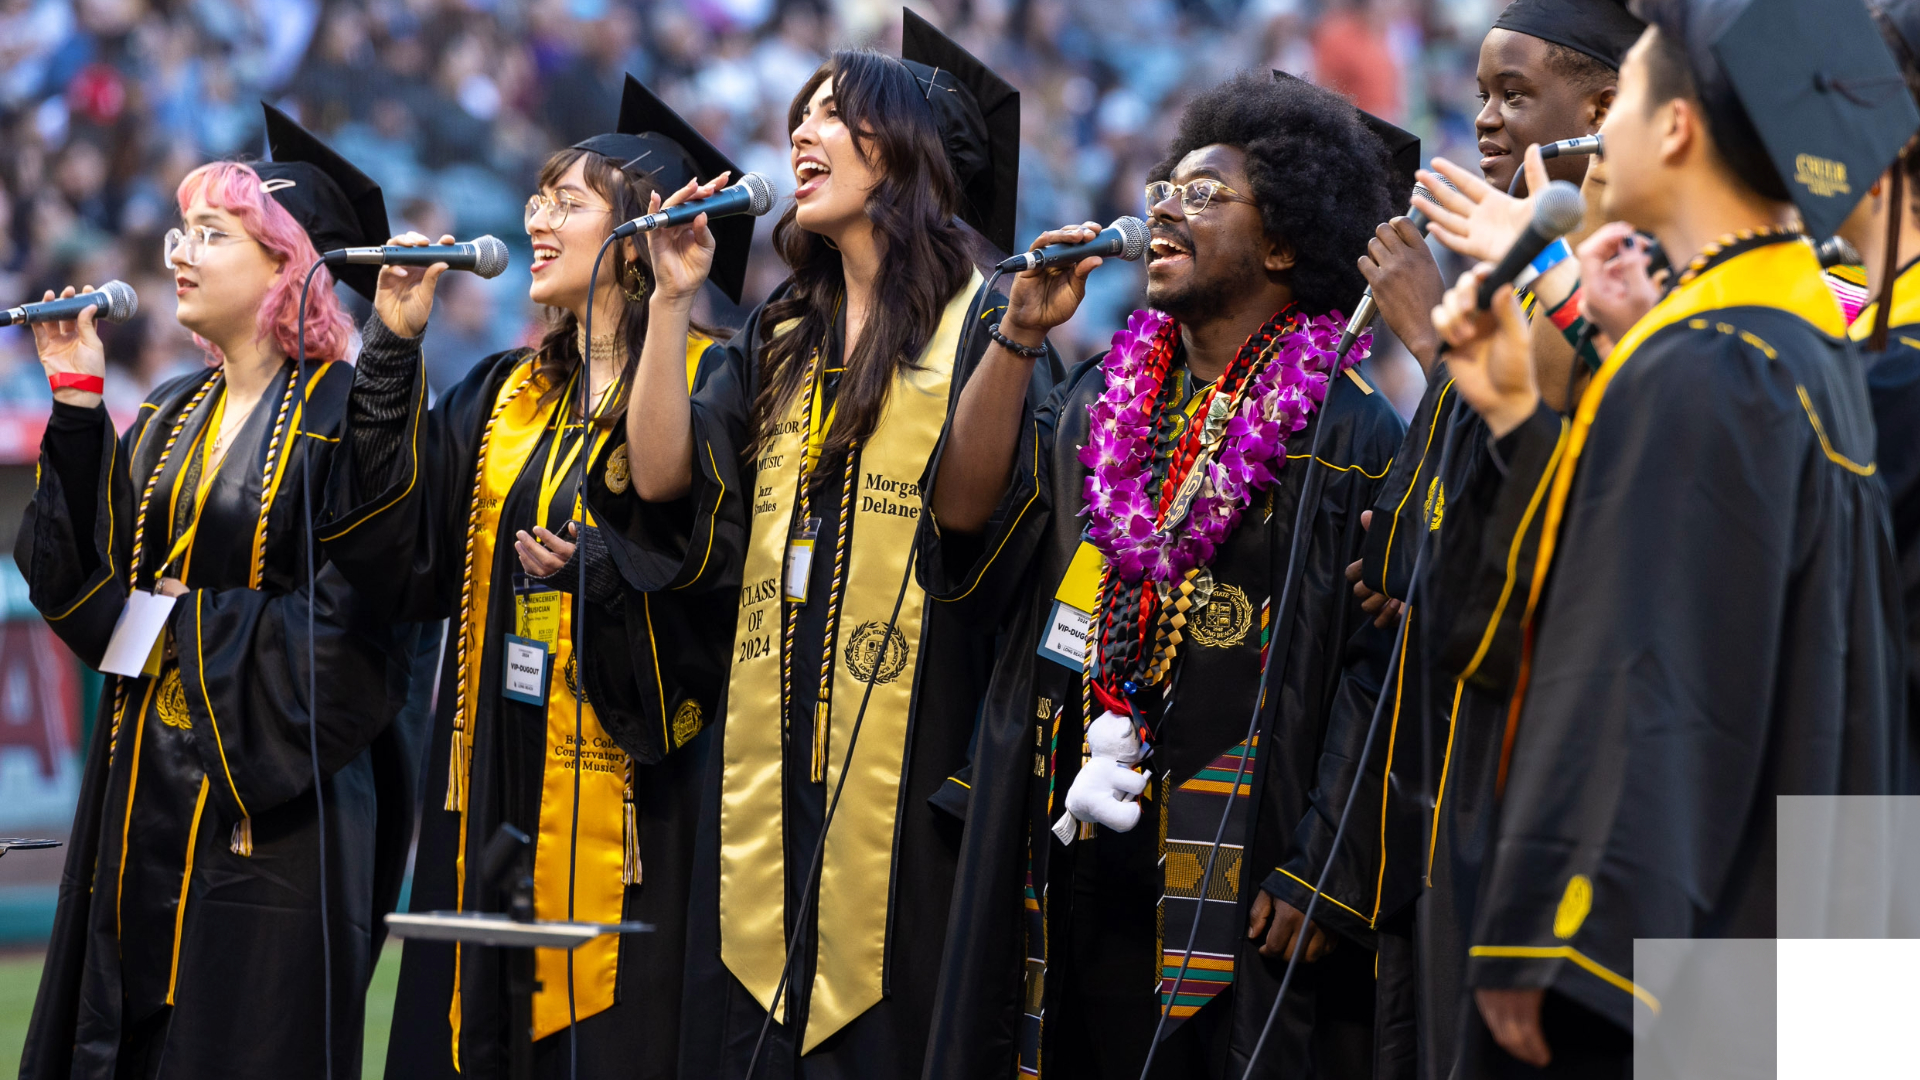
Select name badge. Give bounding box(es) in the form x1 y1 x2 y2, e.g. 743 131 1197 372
784 517 821 604
1037 541 1105 670
503 634 549 705
101 591 179 677
513 574 562 648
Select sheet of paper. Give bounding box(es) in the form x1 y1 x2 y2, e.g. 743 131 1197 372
100 591 177 677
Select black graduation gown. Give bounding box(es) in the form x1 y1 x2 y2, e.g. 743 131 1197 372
323 321 731 1080
918 340 1406 1080
1356 359 1564 1080
1460 238 1902 1064
619 280 1049 1080
14 362 424 1080
1855 258 1920 790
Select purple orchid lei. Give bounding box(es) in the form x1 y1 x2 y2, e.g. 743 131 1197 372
1078 307 1369 585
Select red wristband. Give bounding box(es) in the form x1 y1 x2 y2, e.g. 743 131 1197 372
49 372 105 394
1546 284 1585 332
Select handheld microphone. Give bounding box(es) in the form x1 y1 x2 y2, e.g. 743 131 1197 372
323 235 511 279
1817 235 1862 269
1506 135 1604 195
1477 181 1587 309
2 280 138 327
1335 179 1458 362
996 216 1149 274
1539 134 1604 160
611 173 775 239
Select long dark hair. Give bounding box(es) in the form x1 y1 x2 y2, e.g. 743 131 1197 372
747 50 975 465
530 147 726 425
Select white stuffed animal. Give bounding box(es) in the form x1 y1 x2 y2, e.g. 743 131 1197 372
1063 711 1151 832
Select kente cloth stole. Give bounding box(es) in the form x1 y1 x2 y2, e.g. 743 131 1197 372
1157 733 1261 1025
448 357 625 1060
721 270 980 1051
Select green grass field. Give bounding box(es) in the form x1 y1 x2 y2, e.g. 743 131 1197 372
0 944 403 1077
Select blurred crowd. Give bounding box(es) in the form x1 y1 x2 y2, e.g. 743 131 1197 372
0 0 1504 414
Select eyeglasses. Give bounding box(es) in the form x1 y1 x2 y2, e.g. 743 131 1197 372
1144 179 1250 216
525 190 611 231
162 225 243 268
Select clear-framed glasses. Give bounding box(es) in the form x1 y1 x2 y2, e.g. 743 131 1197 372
1144 179 1251 216
525 190 611 231
162 225 240 268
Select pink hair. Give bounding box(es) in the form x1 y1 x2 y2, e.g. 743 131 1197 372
175 161 354 365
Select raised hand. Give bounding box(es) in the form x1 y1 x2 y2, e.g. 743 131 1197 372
1575 221 1661 351
32 285 107 407
1414 147 1552 265
1433 264 1539 438
645 172 730 309
1000 222 1104 347
373 233 455 339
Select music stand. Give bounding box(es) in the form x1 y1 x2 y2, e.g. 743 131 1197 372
381 824 650 1080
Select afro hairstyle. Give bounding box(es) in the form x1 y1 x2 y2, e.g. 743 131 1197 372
1149 70 1399 318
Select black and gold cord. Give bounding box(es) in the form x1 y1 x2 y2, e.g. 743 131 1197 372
812 446 860 782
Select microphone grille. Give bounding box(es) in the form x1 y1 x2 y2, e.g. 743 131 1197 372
1111 216 1150 261
470 235 510 279
99 280 138 322
1533 181 1587 239
741 173 775 216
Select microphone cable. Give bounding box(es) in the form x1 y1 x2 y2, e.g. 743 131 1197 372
296 258 337 1079
1235 364 1465 1080
1136 323 1352 1078
741 268 1007 1079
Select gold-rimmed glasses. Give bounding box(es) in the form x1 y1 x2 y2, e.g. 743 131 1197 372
525 190 612 231
1144 179 1251 216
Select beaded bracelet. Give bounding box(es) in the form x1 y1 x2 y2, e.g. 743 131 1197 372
988 322 1048 360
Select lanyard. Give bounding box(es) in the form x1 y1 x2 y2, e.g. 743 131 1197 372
163 387 230 583
533 366 620 533
802 293 848 479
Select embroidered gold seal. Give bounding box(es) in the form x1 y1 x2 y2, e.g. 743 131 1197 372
156 668 191 730
605 444 631 494
1189 583 1253 648
671 697 703 747
1554 874 1593 939
1424 477 1446 531
845 621 910 685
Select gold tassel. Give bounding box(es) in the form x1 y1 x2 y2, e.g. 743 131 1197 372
230 817 253 856
621 760 642 885
445 727 467 812
811 701 830 783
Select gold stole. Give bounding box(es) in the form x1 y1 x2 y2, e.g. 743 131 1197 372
448 336 710 1062
1850 259 1920 340
1504 239 1846 785
720 272 980 1050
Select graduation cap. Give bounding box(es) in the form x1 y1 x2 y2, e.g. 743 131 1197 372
1274 70 1420 201
1493 0 1647 70
1710 0 1920 240
901 8 1021 254
573 75 754 305
259 103 390 300
1881 0 1920 69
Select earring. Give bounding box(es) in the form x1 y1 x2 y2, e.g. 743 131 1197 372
622 263 651 303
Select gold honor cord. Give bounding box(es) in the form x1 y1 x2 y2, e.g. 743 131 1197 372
720 271 979 1050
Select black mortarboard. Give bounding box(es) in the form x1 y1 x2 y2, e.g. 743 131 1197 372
1274 69 1420 201
1710 0 1920 239
1493 0 1647 70
259 103 390 300
572 75 753 304
901 8 1020 254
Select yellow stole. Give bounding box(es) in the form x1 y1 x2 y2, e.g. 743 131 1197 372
721 271 980 1051
1502 239 1846 788
449 336 710 1063
1849 259 1920 341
